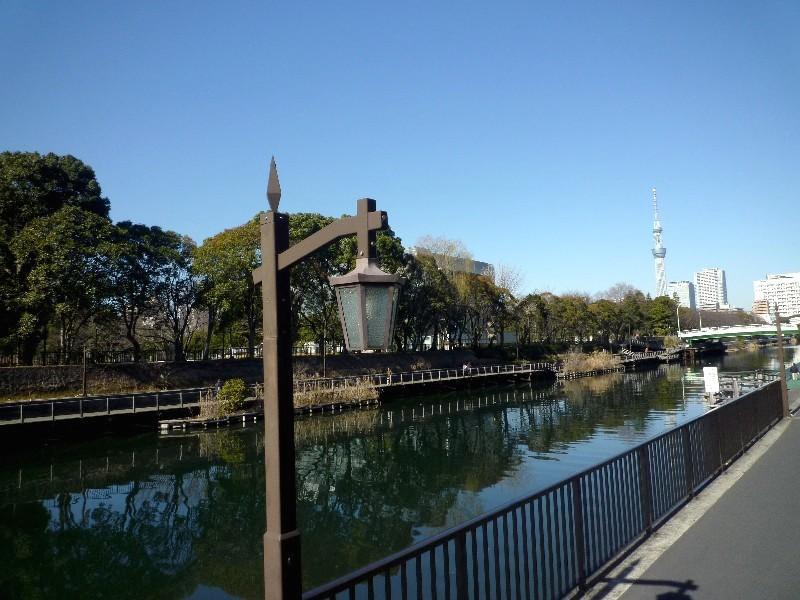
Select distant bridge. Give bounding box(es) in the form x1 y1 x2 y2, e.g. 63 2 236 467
678 323 800 342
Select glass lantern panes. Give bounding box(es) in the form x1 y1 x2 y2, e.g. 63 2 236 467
336 285 363 350
365 286 390 348
330 258 403 352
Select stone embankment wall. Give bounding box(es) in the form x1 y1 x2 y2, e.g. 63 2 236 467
0 350 488 400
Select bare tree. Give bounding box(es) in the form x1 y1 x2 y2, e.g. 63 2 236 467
596 282 641 303
414 235 474 275
494 263 524 296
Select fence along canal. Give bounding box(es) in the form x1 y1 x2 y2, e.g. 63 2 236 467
0 362 556 427
302 379 784 600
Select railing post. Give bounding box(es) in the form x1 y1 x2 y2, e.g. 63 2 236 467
455 530 469 596
51 402 55 422
80 398 84 418
106 397 110 414
156 392 159 412
681 426 695 497
180 391 184 408
637 446 653 532
132 395 136 413
571 479 587 589
20 404 23 424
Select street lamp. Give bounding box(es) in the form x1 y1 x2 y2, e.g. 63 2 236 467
773 303 789 417
252 158 402 600
330 256 402 351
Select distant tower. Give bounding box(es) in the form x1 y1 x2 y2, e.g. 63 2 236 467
651 188 667 297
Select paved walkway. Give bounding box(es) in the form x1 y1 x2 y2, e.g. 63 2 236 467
610 391 800 600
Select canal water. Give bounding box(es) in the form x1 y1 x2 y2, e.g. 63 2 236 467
1 347 797 599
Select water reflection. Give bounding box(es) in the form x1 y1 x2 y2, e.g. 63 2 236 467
0 351 789 599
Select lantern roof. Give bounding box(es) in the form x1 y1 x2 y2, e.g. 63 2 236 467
330 257 403 287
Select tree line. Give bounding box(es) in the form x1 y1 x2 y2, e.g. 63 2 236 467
2 151 737 365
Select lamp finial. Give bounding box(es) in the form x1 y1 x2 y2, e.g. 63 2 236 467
267 156 281 212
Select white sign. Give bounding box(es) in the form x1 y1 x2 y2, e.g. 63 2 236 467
703 367 720 394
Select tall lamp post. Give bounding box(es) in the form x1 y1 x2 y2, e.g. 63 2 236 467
253 158 402 600
774 304 789 417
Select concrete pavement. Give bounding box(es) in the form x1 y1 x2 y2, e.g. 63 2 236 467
593 393 800 600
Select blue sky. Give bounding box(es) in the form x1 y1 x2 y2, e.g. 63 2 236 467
2 1 798 307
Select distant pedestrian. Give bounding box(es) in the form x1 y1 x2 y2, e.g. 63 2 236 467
790 363 799 381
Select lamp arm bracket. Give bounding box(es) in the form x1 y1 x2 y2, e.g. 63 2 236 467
276 210 386 271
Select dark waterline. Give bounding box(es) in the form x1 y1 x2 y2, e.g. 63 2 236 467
1 347 796 599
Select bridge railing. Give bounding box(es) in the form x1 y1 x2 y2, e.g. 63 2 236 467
302 379 784 600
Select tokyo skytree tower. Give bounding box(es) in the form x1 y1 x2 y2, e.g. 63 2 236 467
651 187 667 297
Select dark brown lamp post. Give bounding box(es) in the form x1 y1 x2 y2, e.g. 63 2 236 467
252 158 401 600
774 304 789 417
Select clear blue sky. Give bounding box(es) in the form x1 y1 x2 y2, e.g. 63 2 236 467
2 1 798 308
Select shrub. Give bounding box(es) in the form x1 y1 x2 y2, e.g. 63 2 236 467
217 378 248 414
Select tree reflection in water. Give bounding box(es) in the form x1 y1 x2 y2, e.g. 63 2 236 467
1 364 713 598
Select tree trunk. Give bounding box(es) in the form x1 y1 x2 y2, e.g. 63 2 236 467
20 335 38 366
126 328 141 362
173 338 186 362
203 305 216 360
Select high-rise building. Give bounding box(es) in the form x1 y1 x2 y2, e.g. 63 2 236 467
751 299 772 323
694 268 728 310
753 272 800 318
651 188 667 297
667 281 696 309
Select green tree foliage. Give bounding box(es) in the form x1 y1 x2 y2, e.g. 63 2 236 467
394 253 455 350
151 236 198 362
193 216 261 357
589 299 619 345
288 213 344 351
105 222 186 362
512 288 680 347
0 152 111 361
647 295 678 336
12 206 114 360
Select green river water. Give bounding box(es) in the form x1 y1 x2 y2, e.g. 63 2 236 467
1 347 797 599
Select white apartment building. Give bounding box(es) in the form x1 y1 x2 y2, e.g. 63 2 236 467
667 281 696 310
753 272 800 318
694 268 728 310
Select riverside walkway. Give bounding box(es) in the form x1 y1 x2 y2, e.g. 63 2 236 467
601 388 800 600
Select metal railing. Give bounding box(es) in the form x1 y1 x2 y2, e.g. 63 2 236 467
302 379 784 600
618 348 680 362
294 363 557 393
0 387 213 425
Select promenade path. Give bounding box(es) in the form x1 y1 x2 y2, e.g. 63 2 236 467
603 388 800 600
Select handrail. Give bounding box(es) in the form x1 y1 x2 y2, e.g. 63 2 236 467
294 361 558 392
303 379 784 599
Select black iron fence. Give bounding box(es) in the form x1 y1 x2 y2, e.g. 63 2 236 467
302 379 784 600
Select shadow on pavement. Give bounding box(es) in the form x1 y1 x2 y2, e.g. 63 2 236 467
591 560 698 599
